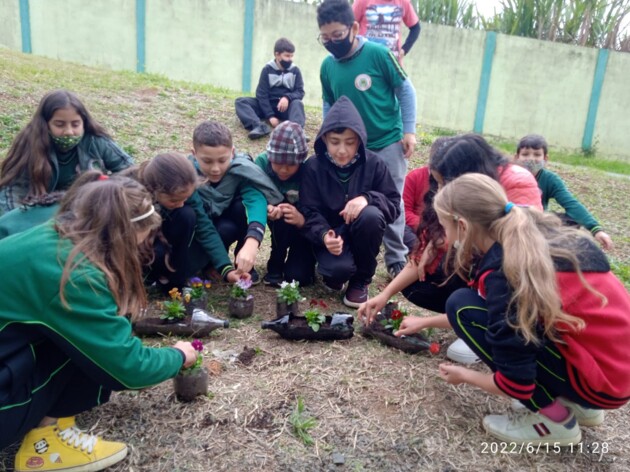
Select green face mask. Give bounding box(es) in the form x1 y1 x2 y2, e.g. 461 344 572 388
51 133 83 153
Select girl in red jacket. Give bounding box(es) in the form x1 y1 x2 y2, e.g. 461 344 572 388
397 173 630 446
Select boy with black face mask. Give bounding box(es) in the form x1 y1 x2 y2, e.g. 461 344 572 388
316 0 417 282
235 37 306 140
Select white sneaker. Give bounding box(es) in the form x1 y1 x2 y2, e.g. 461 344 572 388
558 397 605 427
483 409 581 446
446 338 480 364
511 398 604 427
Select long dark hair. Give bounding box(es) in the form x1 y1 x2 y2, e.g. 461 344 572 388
0 90 109 200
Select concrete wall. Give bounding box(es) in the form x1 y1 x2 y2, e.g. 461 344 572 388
0 0 20 51
483 34 597 151
0 0 628 157
593 52 630 156
29 0 136 70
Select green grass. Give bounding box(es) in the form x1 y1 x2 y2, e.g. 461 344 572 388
289 397 317 446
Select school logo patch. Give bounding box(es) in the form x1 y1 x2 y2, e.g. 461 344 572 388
25 456 44 468
354 74 372 91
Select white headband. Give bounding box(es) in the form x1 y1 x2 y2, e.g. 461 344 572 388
130 205 155 223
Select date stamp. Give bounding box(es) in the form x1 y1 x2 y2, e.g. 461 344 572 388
480 441 613 461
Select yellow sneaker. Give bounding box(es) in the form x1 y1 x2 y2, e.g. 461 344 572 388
15 417 127 472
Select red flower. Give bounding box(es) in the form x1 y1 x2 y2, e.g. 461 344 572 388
391 309 403 321
319 300 328 309
310 298 318 307
429 342 440 355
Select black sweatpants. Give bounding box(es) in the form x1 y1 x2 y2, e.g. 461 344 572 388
445 288 601 412
0 341 110 448
213 198 249 257
314 206 386 286
401 259 468 313
235 97 306 129
267 218 315 286
150 205 196 290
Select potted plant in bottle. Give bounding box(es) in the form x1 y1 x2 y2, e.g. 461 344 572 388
276 280 303 317
183 278 211 316
262 299 355 341
173 339 209 402
228 277 254 319
133 287 229 337
361 300 439 354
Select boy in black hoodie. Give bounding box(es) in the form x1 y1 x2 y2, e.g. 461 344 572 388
300 96 400 308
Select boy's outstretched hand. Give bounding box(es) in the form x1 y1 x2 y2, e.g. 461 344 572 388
225 269 250 284
324 229 343 256
438 363 469 385
235 238 258 274
339 196 368 224
173 341 199 368
393 315 427 337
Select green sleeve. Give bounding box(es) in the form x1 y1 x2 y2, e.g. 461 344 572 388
542 170 600 231
240 183 268 226
320 59 335 105
92 137 134 172
187 191 232 273
51 267 183 389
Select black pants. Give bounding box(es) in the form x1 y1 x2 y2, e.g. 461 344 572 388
213 198 249 258
150 205 196 290
267 218 315 286
235 97 306 129
401 258 468 313
314 206 386 286
0 341 110 448
445 288 600 412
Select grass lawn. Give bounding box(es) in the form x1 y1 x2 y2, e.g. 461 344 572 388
1 48 629 471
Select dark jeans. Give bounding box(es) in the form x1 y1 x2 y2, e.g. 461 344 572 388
314 206 386 286
213 197 249 257
235 96 306 129
401 257 467 313
445 288 600 412
267 218 315 286
0 341 110 449
150 205 196 290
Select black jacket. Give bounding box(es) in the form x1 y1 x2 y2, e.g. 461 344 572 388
300 96 400 247
255 61 305 119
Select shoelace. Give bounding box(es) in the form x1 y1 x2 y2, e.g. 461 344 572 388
58 425 98 454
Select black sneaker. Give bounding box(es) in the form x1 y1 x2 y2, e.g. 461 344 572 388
343 282 368 308
263 272 283 287
387 261 406 280
248 123 272 140
249 268 261 285
322 277 345 293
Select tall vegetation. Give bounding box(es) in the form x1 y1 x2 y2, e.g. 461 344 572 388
408 0 629 52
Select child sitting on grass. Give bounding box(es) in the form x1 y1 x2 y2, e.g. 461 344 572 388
514 134 613 250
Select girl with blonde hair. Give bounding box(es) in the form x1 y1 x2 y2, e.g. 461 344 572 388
396 173 630 446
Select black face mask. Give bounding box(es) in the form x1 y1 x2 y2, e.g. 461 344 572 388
279 60 292 69
324 33 354 59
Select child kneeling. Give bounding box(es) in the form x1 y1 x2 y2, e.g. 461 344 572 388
300 96 400 308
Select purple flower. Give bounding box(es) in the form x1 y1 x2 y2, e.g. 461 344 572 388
236 277 252 290
192 339 204 352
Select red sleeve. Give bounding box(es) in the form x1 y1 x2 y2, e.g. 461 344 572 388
403 166 429 229
352 0 368 35
403 0 419 27
499 164 543 210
